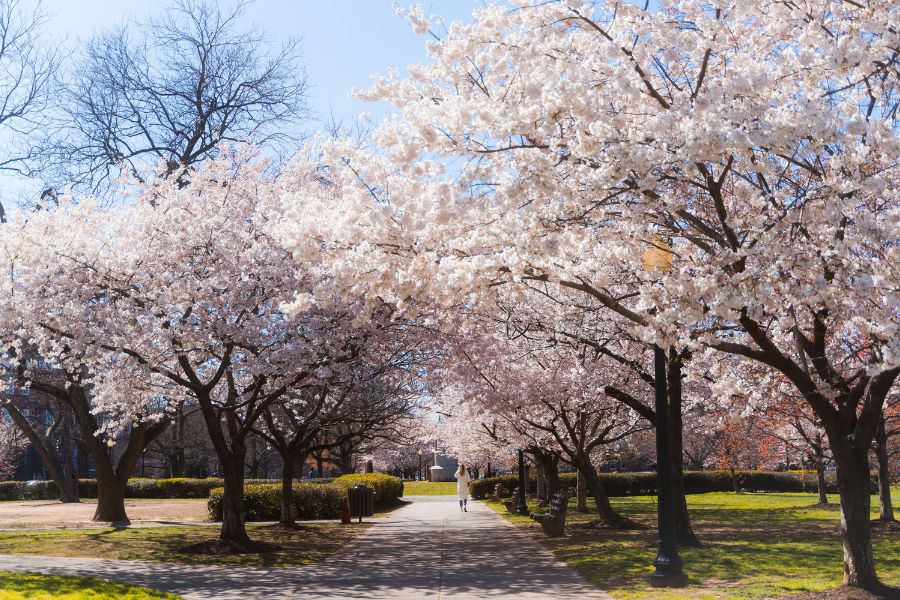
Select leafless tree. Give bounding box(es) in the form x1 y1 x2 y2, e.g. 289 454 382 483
45 0 310 195
0 0 59 211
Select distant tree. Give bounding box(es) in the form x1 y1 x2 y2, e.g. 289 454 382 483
873 390 899 523
0 0 59 206
44 0 310 195
0 414 24 481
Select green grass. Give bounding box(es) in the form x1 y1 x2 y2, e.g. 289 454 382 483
488 488 900 599
0 572 180 599
0 522 368 568
403 481 457 496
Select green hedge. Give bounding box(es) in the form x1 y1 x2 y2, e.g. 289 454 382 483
468 470 873 499
333 474 404 505
0 478 288 501
208 483 345 521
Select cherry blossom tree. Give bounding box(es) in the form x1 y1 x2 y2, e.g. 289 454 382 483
276 1 898 588
2 150 389 548
0 417 23 480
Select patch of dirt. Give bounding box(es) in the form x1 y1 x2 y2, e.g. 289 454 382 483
869 519 900 533
776 586 900 600
568 517 648 532
807 503 841 511
0 499 210 528
179 538 279 555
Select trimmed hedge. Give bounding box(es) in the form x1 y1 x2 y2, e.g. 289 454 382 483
208 483 345 521
0 478 290 501
468 470 874 499
333 474 404 505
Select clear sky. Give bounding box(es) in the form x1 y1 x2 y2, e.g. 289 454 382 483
41 0 482 124
0 1 483 202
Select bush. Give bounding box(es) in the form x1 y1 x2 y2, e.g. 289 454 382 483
333 474 404 505
469 470 874 499
0 480 58 501
208 482 346 521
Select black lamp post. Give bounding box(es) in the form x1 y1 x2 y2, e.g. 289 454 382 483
643 237 687 588
416 449 423 481
516 449 528 515
649 345 688 587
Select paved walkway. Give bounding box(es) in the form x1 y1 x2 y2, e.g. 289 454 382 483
0 496 609 599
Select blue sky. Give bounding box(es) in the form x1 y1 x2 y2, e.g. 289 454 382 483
0 1 484 202
43 0 482 124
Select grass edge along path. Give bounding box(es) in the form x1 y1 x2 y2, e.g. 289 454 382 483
486 490 900 599
0 522 370 568
0 571 181 600
403 481 457 496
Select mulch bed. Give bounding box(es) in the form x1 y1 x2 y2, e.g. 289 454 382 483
180 539 278 555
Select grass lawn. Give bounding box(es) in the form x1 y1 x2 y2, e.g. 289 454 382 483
488 488 900 599
0 571 180 599
0 522 369 568
403 481 457 496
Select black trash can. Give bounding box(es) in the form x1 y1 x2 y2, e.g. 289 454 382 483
347 484 374 522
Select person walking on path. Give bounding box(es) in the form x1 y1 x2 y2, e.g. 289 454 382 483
455 464 472 512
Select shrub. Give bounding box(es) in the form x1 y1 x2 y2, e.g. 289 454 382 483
0 480 57 501
333 474 404 505
468 470 874 499
469 475 523 499
207 482 345 521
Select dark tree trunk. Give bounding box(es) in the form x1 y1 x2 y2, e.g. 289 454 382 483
666 352 701 547
5 404 79 503
873 417 894 522
169 406 187 477
816 464 829 505
729 467 741 493
279 451 297 527
220 450 252 548
575 456 636 529
339 442 354 474
576 469 587 513
832 447 879 590
543 454 561 498
316 455 324 477
535 460 546 500
93 476 128 523
76 440 90 479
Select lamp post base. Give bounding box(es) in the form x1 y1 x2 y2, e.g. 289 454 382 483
649 547 688 588
649 570 689 588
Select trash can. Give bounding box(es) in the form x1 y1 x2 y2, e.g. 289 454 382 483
347 484 374 522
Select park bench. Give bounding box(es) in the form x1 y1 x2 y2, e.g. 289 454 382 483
530 491 569 537
492 483 503 502
503 487 520 514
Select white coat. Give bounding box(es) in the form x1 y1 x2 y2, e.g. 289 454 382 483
455 470 472 499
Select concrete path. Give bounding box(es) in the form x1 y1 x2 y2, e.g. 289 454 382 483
0 496 609 599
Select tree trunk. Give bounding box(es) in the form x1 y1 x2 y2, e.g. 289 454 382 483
279 451 297 527
543 454 561 498
170 406 187 477
832 447 880 590
576 456 636 529
339 446 353 474
667 351 701 547
873 417 894 522
535 461 546 500
220 451 253 548
576 469 587 513
729 467 742 493
816 464 829 505
5 405 80 503
93 476 128 523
